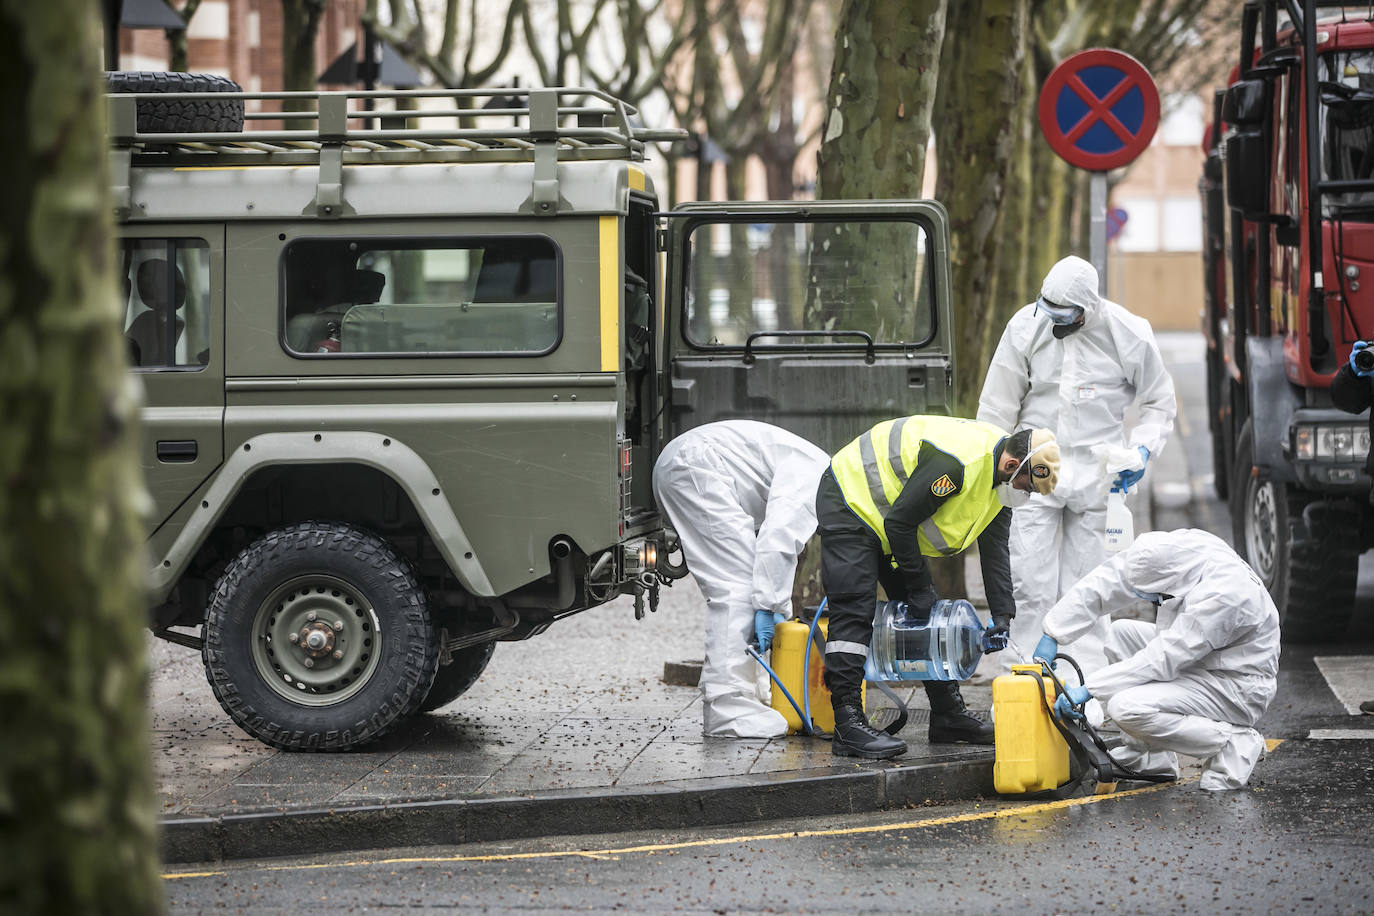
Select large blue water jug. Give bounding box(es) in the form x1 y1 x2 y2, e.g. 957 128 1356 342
864 598 1003 682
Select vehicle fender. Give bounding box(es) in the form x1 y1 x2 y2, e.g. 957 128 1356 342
1245 336 1302 482
147 431 495 602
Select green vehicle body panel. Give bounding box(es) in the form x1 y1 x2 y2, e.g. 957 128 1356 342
115 85 957 636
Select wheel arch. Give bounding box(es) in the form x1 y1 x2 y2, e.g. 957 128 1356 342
150 431 497 607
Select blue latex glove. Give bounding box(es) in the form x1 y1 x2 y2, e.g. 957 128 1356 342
1053 684 1091 721
1352 340 1374 378
1114 446 1151 494
1032 634 1059 669
753 609 777 653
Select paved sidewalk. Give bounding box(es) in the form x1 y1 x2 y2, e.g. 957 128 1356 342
149 613 995 864
149 334 1210 866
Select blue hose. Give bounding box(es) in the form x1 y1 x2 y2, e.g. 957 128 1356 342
803 598 826 735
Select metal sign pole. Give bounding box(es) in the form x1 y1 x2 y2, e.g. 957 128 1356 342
1090 172 1108 295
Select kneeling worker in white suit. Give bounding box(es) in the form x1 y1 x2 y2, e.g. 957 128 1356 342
653 420 830 738
1034 529 1279 790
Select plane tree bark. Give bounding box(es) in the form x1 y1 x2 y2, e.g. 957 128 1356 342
932 0 1030 415
809 0 947 334
0 2 163 913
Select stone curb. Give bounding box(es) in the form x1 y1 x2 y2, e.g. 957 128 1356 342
159 752 994 864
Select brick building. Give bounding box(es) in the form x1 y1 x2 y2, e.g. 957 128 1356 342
114 0 365 94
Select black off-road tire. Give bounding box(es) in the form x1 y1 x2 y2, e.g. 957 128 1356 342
419 641 497 713
202 521 439 751
106 70 244 133
1231 421 1359 642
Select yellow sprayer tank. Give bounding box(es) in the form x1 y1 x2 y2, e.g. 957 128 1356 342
993 664 1070 794
768 618 863 734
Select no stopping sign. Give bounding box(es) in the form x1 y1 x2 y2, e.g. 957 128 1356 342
1039 48 1160 171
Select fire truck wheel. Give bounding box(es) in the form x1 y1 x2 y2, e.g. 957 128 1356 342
1232 421 1359 641
106 71 245 133
202 521 439 751
418 640 496 713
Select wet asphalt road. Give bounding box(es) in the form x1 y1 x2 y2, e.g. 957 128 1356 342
163 737 1370 915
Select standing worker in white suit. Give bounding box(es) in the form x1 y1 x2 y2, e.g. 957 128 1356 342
1034 529 1279 790
653 420 830 738
978 255 1176 674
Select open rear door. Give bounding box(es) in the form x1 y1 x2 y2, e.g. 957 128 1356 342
662 200 955 453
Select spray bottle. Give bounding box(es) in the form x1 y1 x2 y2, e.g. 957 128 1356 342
1092 444 1143 552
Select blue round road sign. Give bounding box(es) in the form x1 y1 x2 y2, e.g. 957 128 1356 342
1039 48 1160 171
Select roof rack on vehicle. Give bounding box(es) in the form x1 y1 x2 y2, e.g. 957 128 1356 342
108 86 685 219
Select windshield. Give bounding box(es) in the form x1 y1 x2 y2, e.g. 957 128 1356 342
1320 48 1374 219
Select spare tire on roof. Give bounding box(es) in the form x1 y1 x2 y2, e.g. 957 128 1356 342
105 71 245 133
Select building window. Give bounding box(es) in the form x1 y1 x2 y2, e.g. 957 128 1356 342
1115 197 1160 253
282 236 560 356
121 238 212 369
1161 197 1203 251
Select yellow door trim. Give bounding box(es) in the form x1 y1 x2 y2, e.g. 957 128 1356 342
598 215 620 372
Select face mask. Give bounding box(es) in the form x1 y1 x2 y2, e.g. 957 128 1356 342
1129 586 1174 606
997 482 1031 508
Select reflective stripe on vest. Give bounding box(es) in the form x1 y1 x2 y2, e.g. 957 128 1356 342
831 416 1006 556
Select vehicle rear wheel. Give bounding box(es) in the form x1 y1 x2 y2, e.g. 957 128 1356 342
106 71 244 132
1231 422 1358 642
203 521 438 751
419 641 496 713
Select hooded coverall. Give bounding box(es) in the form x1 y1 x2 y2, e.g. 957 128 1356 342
653 420 830 738
978 256 1176 674
1042 529 1279 790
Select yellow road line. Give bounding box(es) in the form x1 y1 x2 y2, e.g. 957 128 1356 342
162 778 1192 880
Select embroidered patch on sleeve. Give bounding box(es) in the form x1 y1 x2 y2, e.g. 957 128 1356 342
930 474 958 497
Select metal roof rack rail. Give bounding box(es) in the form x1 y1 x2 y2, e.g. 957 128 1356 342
107 86 685 218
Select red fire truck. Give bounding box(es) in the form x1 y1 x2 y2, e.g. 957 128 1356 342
1202 0 1372 640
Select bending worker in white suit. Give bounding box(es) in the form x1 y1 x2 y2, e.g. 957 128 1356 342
978 255 1176 674
653 420 830 738
1034 529 1279 791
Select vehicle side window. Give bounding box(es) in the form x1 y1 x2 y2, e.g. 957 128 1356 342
121 238 211 369
683 218 935 348
281 236 560 356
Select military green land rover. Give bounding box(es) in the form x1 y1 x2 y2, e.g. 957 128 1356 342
110 74 958 750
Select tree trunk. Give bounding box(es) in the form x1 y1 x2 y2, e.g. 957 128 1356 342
0 4 164 914
809 0 946 330
815 0 946 200
933 0 1029 415
990 49 1036 326
281 0 326 116
1027 136 1069 287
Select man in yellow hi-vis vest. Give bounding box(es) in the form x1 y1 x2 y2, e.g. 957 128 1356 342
818 416 1060 759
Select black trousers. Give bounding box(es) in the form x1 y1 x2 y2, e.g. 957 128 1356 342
816 469 963 714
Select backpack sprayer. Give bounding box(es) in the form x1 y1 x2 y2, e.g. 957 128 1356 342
993 652 1177 798
745 597 1007 737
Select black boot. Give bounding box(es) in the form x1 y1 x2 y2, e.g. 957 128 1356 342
926 681 995 745
832 704 907 759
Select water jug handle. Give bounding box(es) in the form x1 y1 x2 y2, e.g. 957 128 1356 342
981 626 1008 653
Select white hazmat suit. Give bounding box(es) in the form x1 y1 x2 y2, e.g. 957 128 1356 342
653 420 830 738
978 256 1176 675
1042 529 1280 790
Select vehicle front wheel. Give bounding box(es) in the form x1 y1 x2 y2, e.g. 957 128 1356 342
202 521 438 751
1231 422 1358 642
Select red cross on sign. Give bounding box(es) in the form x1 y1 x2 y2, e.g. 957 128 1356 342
1039 48 1160 172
